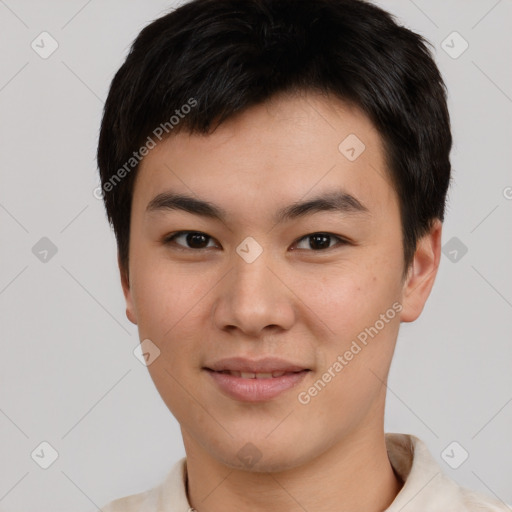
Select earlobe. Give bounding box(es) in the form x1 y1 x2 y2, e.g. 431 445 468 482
400 220 443 323
118 253 138 325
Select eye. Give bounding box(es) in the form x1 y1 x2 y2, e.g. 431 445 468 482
293 232 349 251
163 231 219 250
163 231 349 252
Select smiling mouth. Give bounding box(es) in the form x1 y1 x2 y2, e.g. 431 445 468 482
204 367 311 402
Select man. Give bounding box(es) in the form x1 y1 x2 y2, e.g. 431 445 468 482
96 0 510 510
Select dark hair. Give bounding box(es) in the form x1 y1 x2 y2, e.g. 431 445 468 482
97 0 452 279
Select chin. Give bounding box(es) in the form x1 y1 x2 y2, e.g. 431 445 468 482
210 435 315 473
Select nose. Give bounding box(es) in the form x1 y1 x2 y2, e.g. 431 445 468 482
212 244 296 338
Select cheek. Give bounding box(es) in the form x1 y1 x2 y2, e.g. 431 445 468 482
130 259 216 391
130 251 211 337
132 270 180 337
134 263 208 414
295 270 401 428
300 258 403 409
300 260 401 340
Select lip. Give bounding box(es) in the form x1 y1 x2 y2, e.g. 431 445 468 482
203 356 309 374
203 357 311 402
205 369 310 402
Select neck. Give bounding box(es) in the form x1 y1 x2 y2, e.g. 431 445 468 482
184 428 403 512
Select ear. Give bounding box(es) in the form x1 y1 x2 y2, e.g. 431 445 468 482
400 219 442 323
118 253 138 325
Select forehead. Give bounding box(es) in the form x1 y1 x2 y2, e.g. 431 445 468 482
133 92 397 222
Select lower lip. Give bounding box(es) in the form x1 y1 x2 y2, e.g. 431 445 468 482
205 369 310 402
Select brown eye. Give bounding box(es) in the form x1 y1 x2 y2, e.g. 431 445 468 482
164 231 218 250
294 233 347 251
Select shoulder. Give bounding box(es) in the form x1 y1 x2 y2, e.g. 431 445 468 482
101 488 157 512
458 486 511 512
100 457 189 512
385 433 511 512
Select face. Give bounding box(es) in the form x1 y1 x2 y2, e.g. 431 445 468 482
121 92 440 471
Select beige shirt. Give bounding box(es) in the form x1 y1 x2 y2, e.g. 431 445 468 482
101 433 510 511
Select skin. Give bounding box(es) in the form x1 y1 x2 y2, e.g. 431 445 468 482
120 90 442 512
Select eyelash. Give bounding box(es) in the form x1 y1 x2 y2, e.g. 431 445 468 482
162 231 350 252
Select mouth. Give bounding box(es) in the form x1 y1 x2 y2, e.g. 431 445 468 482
203 357 311 402
207 369 307 379
204 356 310 374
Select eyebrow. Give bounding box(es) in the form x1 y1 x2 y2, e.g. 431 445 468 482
146 190 369 224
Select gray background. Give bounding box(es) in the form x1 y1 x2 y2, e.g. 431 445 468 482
0 0 511 510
